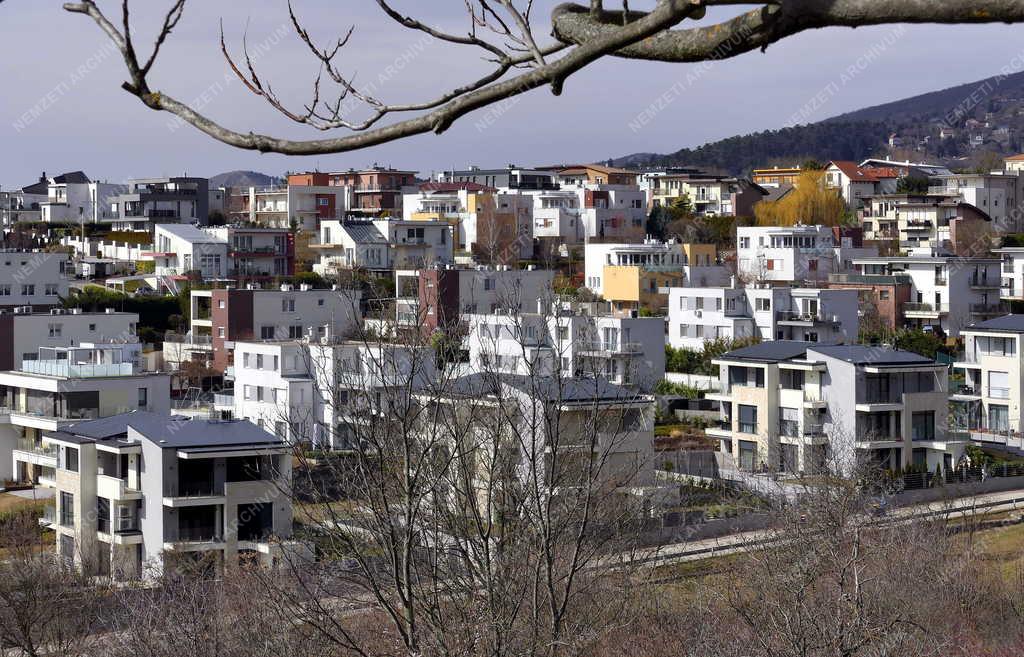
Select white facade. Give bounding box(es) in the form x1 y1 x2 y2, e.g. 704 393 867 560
230 340 435 449
530 190 584 243
584 240 689 296
930 171 1024 231
152 224 228 278
851 253 1002 337
0 188 46 226
735 225 876 285
464 307 666 392
40 180 126 225
707 342 957 476
236 185 349 230
2 345 170 484
953 317 1024 441
996 247 1024 301
1 308 139 369
668 286 859 350
44 412 295 580
0 251 71 307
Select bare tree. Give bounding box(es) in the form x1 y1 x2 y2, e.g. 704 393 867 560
63 1 1024 156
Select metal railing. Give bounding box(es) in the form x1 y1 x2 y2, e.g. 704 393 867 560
15 437 56 458
20 360 135 378
577 341 643 354
903 302 949 314
970 303 1007 314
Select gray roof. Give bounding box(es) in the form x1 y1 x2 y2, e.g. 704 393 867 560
721 341 814 363
808 344 936 366
157 223 223 243
964 314 1024 334
341 222 387 244
53 411 283 449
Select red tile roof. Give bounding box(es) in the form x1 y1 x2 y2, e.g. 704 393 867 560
828 160 887 182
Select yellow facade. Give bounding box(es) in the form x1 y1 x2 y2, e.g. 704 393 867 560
681 243 716 267
602 265 685 312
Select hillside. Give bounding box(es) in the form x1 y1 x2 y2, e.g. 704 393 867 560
209 170 281 188
615 70 1024 175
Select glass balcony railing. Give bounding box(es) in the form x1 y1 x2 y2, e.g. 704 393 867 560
19 360 135 378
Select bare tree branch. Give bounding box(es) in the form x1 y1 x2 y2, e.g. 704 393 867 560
63 0 1024 156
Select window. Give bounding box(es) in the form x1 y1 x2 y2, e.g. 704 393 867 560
679 324 688 338
988 371 1010 399
282 299 296 312
59 491 74 527
911 412 935 441
21 284 35 296
318 298 325 306
138 387 148 408
879 290 890 300
48 323 62 337
61 446 79 472
756 298 771 312
261 326 275 339
779 407 799 437
0 285 9 296
44 284 59 296
218 327 225 338
256 354 264 369
738 405 758 434
88 323 96 331
989 405 1010 431
244 385 255 401
218 300 225 309
289 325 303 339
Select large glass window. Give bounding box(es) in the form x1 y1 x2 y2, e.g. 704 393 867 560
988 371 1010 399
738 405 758 434
59 491 74 528
988 405 1010 432
911 412 935 441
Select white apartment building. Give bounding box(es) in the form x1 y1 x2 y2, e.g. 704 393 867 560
39 172 127 225
0 185 46 226
151 224 228 278
735 225 876 285
707 342 957 476
850 252 1003 337
230 339 436 449
646 171 765 216
952 315 1024 442
0 251 72 309
44 411 295 580
312 219 454 275
402 183 533 255
530 190 584 244
376 218 456 270
464 306 666 392
668 286 859 350
0 307 139 370
183 284 362 375
231 184 349 230
930 170 1024 231
859 193 991 248
420 373 660 515
995 247 1024 301
3 344 170 484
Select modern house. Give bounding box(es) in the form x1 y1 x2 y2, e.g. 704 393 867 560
0 251 72 310
584 240 728 313
706 342 957 476
109 177 210 231
0 307 139 370
735 225 875 285
181 284 362 374
394 265 554 335
3 344 170 484
464 303 666 392
667 286 859 350
645 171 766 216
44 411 295 579
952 315 1024 443
847 252 1003 337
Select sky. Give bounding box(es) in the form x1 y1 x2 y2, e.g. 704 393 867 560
2 1 1024 188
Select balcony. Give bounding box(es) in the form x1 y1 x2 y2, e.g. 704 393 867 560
577 341 644 356
97 474 142 501
164 333 213 346
829 273 912 286
776 310 834 325
970 277 999 290
13 438 57 468
19 360 135 378
970 303 1007 316
903 302 949 317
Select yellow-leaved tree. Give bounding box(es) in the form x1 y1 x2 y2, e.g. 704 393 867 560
755 170 849 226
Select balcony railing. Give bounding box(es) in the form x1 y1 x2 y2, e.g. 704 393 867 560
903 302 949 314
16 438 57 458
19 360 135 378
776 310 827 323
577 341 643 354
164 333 213 345
970 303 1007 315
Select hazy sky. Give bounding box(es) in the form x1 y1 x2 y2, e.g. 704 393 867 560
2 1 1023 188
